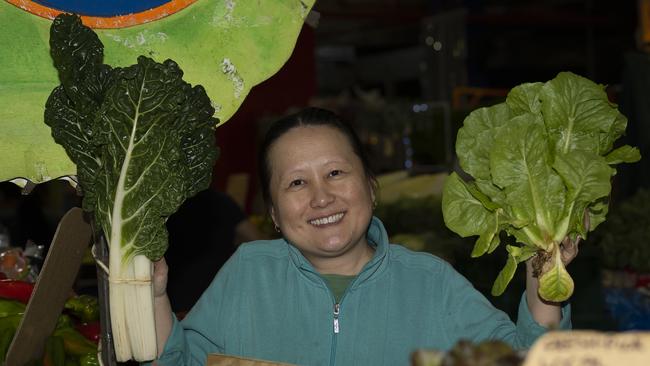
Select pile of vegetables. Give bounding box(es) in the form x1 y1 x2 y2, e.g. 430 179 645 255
0 280 99 365
45 14 218 361
442 72 640 302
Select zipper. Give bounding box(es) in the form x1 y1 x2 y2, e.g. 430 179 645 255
329 301 340 366
333 303 340 333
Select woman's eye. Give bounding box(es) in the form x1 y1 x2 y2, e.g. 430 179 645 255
329 170 342 177
289 179 304 187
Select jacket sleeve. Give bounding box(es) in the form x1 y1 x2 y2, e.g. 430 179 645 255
440 262 571 350
147 249 243 365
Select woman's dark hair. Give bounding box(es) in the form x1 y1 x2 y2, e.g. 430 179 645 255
258 107 377 209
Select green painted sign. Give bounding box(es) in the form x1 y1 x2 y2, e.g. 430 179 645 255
0 0 314 185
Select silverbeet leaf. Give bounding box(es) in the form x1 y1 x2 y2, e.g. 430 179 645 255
46 14 218 262
45 14 115 211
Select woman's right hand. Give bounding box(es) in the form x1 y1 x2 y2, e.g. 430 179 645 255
153 257 169 298
152 257 173 357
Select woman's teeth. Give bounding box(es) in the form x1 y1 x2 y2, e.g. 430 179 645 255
310 213 344 226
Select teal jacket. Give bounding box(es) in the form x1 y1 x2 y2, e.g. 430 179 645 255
155 217 570 365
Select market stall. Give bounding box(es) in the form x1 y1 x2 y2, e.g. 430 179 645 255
0 1 649 365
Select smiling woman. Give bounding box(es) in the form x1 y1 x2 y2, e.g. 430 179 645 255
262 111 377 275
149 108 574 366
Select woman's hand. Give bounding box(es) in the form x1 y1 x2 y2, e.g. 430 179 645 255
560 209 589 266
525 212 589 326
152 257 173 357
558 235 580 266
525 211 588 327
153 257 169 298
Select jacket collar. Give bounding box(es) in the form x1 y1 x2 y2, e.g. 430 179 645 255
286 216 390 288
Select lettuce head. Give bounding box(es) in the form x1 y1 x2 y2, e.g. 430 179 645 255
442 72 640 302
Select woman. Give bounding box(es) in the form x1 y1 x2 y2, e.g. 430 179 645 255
151 107 576 365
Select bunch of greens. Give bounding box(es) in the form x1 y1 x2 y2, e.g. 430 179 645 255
45 14 218 361
442 72 640 302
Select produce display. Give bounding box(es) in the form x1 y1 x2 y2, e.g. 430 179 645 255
442 72 641 302
0 281 99 365
45 14 218 361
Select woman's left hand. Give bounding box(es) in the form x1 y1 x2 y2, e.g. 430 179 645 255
559 210 589 266
524 212 588 326
558 235 580 266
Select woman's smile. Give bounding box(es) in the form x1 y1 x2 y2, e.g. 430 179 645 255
308 212 345 226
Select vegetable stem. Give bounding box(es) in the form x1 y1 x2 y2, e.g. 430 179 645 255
127 255 157 360
108 242 132 361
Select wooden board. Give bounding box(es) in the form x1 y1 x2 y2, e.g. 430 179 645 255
5 207 92 365
207 354 296 366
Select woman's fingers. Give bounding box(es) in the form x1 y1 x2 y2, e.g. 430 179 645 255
560 236 579 265
558 208 589 266
153 257 169 298
154 257 168 273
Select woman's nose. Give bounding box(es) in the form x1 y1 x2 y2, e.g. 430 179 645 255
310 183 335 208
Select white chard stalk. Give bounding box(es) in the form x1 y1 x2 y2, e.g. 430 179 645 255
108 212 159 358
109 243 157 361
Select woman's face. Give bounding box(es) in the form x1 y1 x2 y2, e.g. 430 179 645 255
268 125 374 270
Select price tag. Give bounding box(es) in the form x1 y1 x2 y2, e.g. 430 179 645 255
524 330 650 366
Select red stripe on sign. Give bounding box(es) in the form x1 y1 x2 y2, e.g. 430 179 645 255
6 0 198 28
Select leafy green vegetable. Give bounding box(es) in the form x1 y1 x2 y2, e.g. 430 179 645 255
442 72 640 302
46 13 218 261
45 14 218 361
45 15 113 211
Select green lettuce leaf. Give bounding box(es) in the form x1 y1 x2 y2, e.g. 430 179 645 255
604 145 642 164
552 151 614 240
506 82 543 115
456 103 511 180
538 249 574 302
442 173 493 239
490 113 565 248
442 173 507 257
442 72 641 301
541 72 625 156
491 245 536 296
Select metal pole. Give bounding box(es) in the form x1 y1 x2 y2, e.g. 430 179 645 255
91 217 118 366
